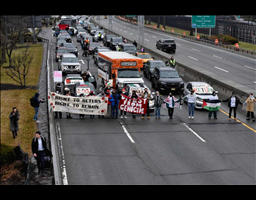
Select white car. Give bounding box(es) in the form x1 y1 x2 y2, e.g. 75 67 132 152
183 81 218 109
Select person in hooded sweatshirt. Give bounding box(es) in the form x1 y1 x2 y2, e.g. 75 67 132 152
244 93 256 122
30 93 44 123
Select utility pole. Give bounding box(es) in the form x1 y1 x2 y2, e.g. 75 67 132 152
138 15 144 47
32 15 36 44
108 15 113 30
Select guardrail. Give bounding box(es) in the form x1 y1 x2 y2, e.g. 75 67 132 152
117 16 256 56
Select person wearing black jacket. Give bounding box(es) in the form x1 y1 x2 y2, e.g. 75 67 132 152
30 93 44 123
31 131 47 176
9 107 20 139
222 92 243 121
130 90 139 119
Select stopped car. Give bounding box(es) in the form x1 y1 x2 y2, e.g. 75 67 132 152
103 34 116 47
156 38 176 53
118 43 137 55
151 66 184 94
74 82 96 97
63 43 78 57
135 52 154 69
183 82 217 109
88 42 101 55
144 60 166 81
55 47 69 62
56 39 67 50
64 74 84 95
58 53 82 75
109 37 123 50
122 83 155 111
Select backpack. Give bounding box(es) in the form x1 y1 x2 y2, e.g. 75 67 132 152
30 97 36 107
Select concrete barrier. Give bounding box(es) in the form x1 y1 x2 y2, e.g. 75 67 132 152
92 18 255 113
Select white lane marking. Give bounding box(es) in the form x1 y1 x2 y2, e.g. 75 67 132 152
213 55 223 60
120 122 135 143
244 65 256 71
145 33 148 35
176 43 182 46
130 33 133 35
188 56 198 61
254 81 256 84
182 123 206 143
145 39 149 42
124 30 127 33
152 35 157 38
214 66 229 73
79 59 84 64
192 48 201 52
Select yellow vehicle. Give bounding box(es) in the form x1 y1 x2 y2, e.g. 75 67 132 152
104 15 108 19
135 52 154 69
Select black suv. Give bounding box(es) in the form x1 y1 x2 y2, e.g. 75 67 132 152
151 67 184 94
118 43 137 55
144 60 166 81
156 38 176 53
109 37 123 50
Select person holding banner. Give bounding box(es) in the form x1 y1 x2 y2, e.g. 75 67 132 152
130 90 139 119
141 88 153 120
164 92 181 119
109 90 120 118
66 90 72 119
154 91 163 119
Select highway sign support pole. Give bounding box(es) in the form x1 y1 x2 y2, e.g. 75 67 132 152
138 15 144 48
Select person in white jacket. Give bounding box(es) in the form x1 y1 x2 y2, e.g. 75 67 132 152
182 90 196 119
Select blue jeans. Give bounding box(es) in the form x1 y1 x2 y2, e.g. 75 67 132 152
111 104 119 117
155 106 161 118
34 107 39 120
188 103 195 116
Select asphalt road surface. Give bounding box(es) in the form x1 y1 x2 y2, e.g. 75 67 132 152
46 24 255 185
96 16 256 91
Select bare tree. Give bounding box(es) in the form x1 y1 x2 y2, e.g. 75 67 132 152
1 16 28 67
5 46 33 88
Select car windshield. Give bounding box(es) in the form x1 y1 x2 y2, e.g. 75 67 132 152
90 43 100 47
118 69 140 78
62 57 79 63
164 40 175 43
58 49 69 53
160 71 180 78
123 46 136 51
138 54 151 59
113 38 122 43
151 61 165 68
64 43 75 48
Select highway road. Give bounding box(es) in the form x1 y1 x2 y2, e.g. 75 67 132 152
96 16 256 91
44 20 256 184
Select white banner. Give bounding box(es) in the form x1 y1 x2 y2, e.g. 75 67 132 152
48 92 108 115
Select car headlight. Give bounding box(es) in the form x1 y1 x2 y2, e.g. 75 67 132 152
179 81 184 85
161 82 166 85
75 65 81 69
196 97 203 102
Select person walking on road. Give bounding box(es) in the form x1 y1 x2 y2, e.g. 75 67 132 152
154 91 163 119
183 90 196 119
244 93 256 122
31 131 47 176
9 107 20 139
222 92 243 121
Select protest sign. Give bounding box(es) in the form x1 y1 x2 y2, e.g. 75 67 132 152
48 92 108 115
119 94 148 115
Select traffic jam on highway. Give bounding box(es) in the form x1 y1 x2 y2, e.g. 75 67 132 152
51 15 229 120
48 15 256 185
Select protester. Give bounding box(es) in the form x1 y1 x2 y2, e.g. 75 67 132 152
79 93 86 119
222 92 243 121
182 90 196 119
9 107 20 139
154 91 163 119
105 90 112 116
65 90 72 119
88 91 96 118
30 92 45 123
130 90 139 119
204 91 221 120
97 91 106 118
31 131 47 176
164 92 180 119
120 90 128 119
244 93 256 122
141 88 153 120
109 90 120 118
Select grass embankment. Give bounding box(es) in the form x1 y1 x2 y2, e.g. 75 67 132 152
1 43 43 154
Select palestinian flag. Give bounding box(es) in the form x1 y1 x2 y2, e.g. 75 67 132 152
202 99 221 111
